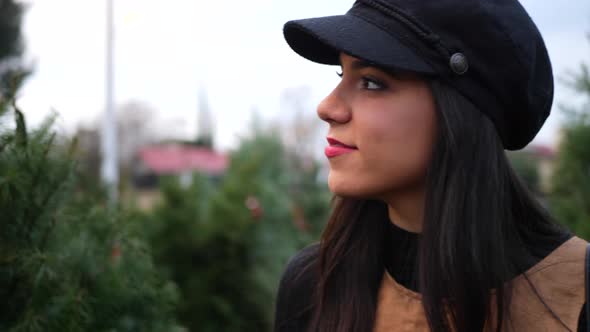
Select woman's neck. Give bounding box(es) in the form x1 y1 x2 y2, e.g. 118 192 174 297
385 188 425 233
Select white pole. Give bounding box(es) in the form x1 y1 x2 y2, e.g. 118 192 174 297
102 0 118 207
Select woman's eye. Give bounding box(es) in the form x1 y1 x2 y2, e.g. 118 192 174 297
361 77 385 91
336 71 343 78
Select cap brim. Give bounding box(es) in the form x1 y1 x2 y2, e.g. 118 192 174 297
283 15 435 75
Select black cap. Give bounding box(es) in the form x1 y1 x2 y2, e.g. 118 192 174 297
283 0 554 150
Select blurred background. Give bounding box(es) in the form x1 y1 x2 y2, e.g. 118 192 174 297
0 0 589 331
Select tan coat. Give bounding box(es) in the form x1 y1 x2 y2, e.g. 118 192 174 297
373 237 588 332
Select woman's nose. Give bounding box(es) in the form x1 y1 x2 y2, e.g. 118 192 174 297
316 88 352 124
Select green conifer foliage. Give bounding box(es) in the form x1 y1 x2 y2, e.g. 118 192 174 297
550 52 590 239
0 99 183 331
144 126 330 331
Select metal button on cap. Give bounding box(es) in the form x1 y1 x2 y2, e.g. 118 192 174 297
450 52 468 75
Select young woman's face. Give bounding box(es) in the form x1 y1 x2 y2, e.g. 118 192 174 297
318 53 437 200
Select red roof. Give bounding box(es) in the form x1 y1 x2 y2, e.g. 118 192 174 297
528 144 556 159
138 144 228 175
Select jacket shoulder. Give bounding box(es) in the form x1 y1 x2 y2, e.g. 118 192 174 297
508 236 588 331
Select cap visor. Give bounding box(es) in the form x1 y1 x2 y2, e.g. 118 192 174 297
283 15 435 75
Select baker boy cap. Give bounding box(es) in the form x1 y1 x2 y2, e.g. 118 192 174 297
283 0 554 150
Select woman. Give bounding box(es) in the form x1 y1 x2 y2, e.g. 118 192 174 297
274 0 590 331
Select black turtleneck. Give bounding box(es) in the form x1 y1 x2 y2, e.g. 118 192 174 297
382 221 587 331
383 221 420 292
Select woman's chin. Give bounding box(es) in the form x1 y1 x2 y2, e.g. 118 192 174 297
328 175 370 198
328 173 395 200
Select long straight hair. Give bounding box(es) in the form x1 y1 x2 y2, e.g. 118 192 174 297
306 79 570 332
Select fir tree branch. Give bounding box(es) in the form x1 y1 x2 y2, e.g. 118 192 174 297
38 216 56 252
23 131 56 239
13 104 26 148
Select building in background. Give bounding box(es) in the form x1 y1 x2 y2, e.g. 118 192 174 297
129 87 222 210
508 143 557 199
132 144 228 210
527 144 556 194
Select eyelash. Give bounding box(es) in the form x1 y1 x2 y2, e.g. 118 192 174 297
336 71 387 91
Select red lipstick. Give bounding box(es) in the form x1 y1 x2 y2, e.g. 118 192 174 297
325 137 357 158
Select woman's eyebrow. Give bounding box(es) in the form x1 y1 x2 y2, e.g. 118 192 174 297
339 57 409 78
357 60 416 80
337 57 376 70
350 59 378 71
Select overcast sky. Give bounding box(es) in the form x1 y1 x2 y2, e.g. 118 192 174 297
16 0 590 152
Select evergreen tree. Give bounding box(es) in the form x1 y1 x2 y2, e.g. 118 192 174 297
550 38 590 239
0 98 183 330
0 0 29 108
144 120 330 331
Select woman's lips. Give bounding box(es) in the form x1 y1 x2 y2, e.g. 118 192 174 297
325 145 357 158
326 137 355 148
325 137 357 158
